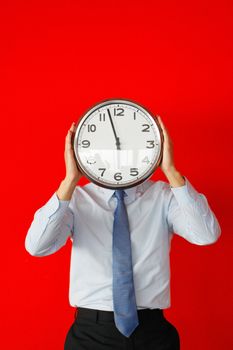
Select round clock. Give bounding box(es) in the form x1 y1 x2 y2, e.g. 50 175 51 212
73 98 164 189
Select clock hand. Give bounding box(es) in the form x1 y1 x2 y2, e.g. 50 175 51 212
107 108 121 150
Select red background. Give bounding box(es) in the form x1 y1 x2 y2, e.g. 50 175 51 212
0 0 232 349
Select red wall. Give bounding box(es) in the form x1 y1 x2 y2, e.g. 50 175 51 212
1 1 232 349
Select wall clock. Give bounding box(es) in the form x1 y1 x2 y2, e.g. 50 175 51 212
73 98 164 189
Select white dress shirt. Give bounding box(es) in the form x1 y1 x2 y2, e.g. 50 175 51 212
25 176 221 311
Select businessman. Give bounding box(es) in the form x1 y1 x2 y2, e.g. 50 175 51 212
25 116 221 350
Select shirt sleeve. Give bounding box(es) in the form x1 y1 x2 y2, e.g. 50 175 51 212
25 192 74 256
167 176 221 245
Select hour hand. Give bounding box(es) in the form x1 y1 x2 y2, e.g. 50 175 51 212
107 108 121 150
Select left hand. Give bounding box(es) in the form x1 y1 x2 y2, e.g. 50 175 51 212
157 116 176 174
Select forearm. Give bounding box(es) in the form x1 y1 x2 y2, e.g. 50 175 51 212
167 176 221 245
56 177 78 200
25 191 73 256
163 166 185 188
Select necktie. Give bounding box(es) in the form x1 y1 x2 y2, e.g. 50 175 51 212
112 189 139 337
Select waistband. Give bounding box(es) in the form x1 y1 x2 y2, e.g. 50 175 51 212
75 307 164 324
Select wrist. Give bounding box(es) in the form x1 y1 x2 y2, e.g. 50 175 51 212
163 167 185 188
162 165 177 176
56 178 77 201
63 176 79 186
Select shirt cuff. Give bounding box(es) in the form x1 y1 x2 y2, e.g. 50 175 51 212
40 192 70 218
56 194 70 207
170 176 200 205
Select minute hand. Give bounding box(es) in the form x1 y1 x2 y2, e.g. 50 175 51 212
107 108 121 150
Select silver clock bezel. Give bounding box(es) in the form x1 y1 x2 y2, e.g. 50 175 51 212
73 98 164 189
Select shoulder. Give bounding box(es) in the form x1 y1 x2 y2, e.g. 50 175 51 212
143 178 170 191
71 182 107 205
73 182 97 198
139 178 172 200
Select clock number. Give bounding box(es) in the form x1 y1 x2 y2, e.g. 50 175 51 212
87 124 96 132
99 113 106 122
133 111 136 120
81 140 90 148
142 156 150 164
130 168 139 176
142 124 150 132
146 140 155 148
114 108 124 116
114 172 122 181
98 168 106 177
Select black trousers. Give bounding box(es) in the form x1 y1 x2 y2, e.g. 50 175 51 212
64 307 180 350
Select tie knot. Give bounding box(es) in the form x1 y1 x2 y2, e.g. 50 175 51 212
114 189 127 201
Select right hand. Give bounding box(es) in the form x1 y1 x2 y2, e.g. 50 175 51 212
64 122 83 183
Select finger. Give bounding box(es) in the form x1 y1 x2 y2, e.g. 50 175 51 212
69 122 76 132
157 116 166 130
157 116 170 139
70 121 78 133
157 116 166 135
65 129 73 151
66 122 77 149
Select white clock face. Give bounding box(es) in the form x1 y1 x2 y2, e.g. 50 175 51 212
73 99 163 189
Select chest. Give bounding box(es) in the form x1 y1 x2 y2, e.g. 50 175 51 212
72 194 169 256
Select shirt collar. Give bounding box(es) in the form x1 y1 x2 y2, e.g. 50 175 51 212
96 181 146 204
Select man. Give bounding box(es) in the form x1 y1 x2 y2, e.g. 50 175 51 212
25 116 221 350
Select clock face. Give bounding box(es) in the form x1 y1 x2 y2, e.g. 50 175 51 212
73 99 163 189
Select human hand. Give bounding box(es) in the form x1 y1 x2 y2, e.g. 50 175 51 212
157 116 176 174
64 122 83 183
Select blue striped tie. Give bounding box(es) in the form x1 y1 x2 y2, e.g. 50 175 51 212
112 189 139 337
